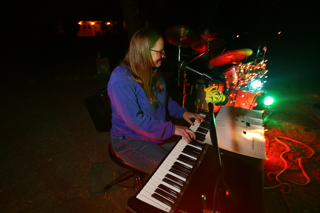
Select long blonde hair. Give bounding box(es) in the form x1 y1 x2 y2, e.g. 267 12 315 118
122 27 164 104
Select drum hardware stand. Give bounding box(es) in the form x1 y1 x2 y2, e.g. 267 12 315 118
176 40 182 86
188 40 212 64
195 99 200 113
175 40 188 108
181 40 209 108
182 69 187 108
262 46 267 60
255 46 261 60
186 42 211 109
255 46 267 63
177 59 190 108
165 25 197 108
188 49 209 64
176 38 188 108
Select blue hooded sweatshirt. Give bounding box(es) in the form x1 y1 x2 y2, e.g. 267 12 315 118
107 65 186 142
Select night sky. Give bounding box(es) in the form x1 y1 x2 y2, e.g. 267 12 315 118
5 0 317 38
3 0 319 86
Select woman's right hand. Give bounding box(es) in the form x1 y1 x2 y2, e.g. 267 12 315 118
174 125 196 143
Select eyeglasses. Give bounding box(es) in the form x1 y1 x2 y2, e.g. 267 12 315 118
150 49 166 56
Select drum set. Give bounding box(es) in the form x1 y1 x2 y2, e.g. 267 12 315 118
165 25 269 113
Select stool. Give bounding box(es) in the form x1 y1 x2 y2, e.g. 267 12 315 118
105 144 147 191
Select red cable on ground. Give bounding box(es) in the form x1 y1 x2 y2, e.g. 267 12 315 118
265 136 315 190
264 136 315 213
277 136 315 185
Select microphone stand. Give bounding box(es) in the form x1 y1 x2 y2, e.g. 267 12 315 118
180 62 228 212
203 77 227 213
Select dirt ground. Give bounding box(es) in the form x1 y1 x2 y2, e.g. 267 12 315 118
1 73 320 213
1 35 320 213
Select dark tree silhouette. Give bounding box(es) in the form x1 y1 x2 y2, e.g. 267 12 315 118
119 0 142 39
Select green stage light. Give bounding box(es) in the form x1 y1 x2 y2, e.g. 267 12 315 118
264 96 274 106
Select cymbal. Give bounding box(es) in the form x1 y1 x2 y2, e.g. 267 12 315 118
165 25 197 48
191 38 226 53
209 48 253 66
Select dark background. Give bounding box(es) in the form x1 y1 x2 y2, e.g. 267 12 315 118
2 0 319 89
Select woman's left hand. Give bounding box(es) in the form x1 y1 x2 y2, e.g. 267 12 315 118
182 112 205 126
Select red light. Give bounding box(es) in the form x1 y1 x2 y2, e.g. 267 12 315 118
226 191 229 196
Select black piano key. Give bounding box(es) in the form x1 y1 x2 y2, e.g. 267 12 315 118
195 132 206 141
184 146 201 155
162 177 182 190
178 155 196 166
196 126 208 134
155 188 176 203
174 161 192 171
196 139 205 144
199 125 209 131
184 146 201 158
169 167 189 177
172 163 191 174
190 141 205 148
165 174 184 186
169 168 189 179
151 193 173 207
200 122 210 128
181 153 197 162
204 115 211 121
158 184 179 197
202 118 210 123
195 131 206 137
182 149 199 158
182 145 199 153
180 153 196 161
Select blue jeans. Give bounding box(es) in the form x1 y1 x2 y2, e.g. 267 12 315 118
110 136 178 175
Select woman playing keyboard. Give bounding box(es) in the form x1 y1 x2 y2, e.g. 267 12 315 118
107 27 205 175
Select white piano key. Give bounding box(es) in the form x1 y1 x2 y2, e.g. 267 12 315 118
145 175 179 200
152 174 180 191
196 130 207 136
173 147 197 160
172 148 197 160
161 168 185 185
158 164 187 181
162 160 189 175
187 143 202 150
149 176 181 193
163 153 193 169
138 189 171 211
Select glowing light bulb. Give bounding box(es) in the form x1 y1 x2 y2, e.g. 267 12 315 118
250 80 262 89
264 97 274 106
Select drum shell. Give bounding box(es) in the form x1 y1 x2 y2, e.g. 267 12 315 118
225 90 261 110
224 66 238 88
